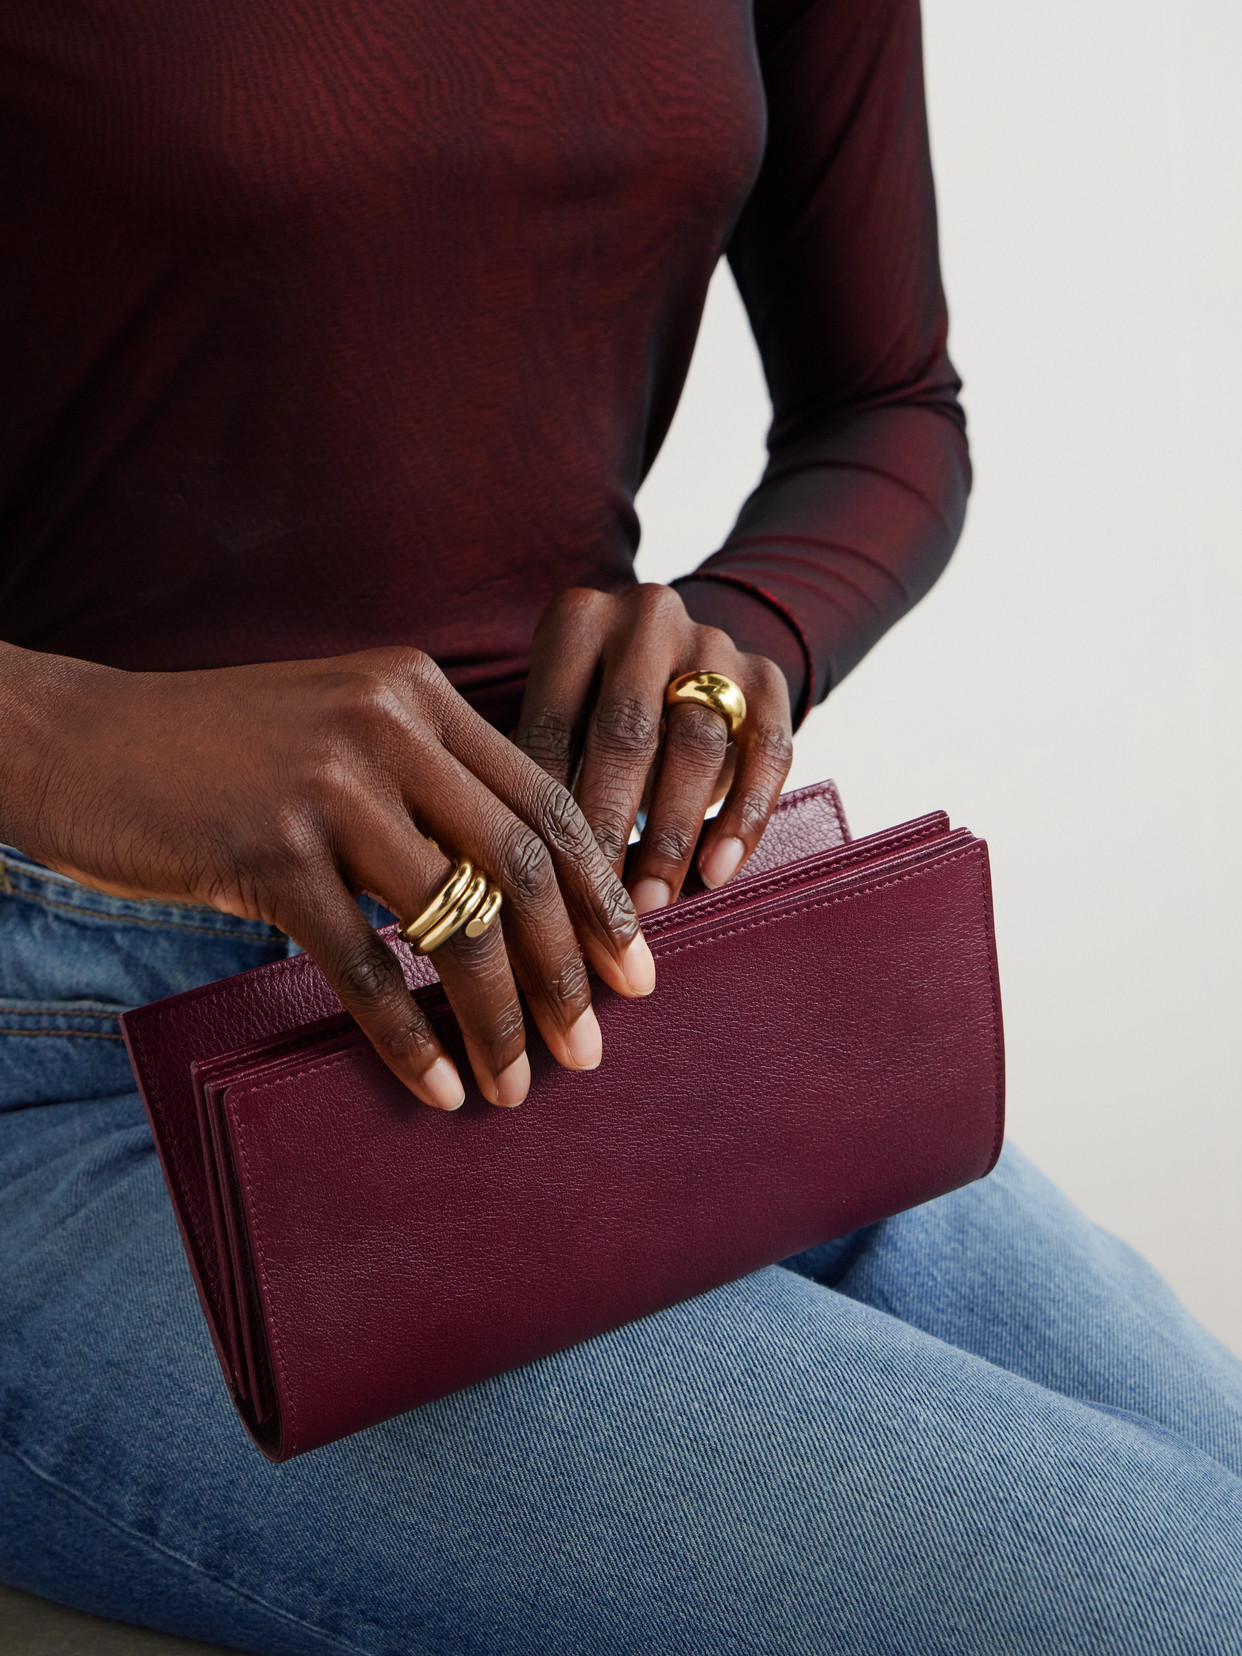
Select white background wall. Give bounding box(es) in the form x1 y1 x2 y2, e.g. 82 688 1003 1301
635 0 1242 1351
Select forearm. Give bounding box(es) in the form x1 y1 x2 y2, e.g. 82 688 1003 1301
708 0 969 715
679 399 970 713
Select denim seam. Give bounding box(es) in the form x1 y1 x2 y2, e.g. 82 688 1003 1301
1 885 282 942
0 853 92 890
0 1029 124 1041
0 1004 124 1016
0 1439 374 1656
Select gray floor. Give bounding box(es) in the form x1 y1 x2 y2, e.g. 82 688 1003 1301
0 1583 235 1655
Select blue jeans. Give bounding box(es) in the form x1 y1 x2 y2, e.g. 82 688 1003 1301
2 844 1241 1656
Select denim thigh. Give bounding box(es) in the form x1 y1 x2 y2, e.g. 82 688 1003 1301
3 849 1241 1656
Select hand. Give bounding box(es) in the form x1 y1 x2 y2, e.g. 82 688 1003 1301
0 645 656 1111
513 585 794 913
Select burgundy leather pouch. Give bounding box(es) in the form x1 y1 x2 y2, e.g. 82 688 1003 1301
120 780 1005 1461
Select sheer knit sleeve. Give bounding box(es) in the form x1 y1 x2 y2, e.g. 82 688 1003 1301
674 0 970 724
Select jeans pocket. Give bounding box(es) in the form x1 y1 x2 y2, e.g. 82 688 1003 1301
0 850 294 1111
0 1001 134 1110
0 847 292 1010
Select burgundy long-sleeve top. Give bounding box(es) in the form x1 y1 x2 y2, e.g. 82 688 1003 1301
0 0 968 730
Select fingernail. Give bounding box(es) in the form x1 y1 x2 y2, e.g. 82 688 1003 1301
494 1052 530 1108
700 836 746 889
565 1005 603 1070
621 933 656 996
631 877 671 916
420 1056 465 1111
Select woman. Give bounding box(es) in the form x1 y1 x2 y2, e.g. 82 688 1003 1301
1 0 1240 1650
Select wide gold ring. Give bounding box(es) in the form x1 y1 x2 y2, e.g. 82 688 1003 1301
398 858 504 955
664 671 747 740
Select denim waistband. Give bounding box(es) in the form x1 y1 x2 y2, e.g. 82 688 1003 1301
0 846 294 1109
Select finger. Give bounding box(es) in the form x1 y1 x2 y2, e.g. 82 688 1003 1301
460 802 603 1075
627 699 730 913
696 657 794 889
512 589 608 785
498 760 655 1002
433 920 530 1107
572 587 679 872
283 870 466 1112
388 734 614 1071
413 666 656 1002
347 806 531 1108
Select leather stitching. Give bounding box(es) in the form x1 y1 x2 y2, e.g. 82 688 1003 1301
769 781 848 842
232 1115 298 1460
121 789 837 1036
651 844 985 960
977 851 1006 1174
646 815 945 939
655 841 1005 1176
220 842 1002 1449
829 784 849 842
231 1046 365 1100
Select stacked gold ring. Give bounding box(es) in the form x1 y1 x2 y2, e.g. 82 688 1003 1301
398 859 504 955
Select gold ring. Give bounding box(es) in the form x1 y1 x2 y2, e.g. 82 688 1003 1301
398 858 504 955
664 671 747 740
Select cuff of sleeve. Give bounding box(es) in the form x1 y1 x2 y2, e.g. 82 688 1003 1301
673 574 814 728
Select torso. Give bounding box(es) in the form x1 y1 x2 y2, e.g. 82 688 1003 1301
0 0 766 724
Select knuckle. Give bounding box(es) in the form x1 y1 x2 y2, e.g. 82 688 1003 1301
642 820 698 868
667 704 729 768
732 789 775 837
372 644 435 684
498 824 557 905
635 581 683 620
369 646 449 723
240 804 320 885
552 585 607 623
329 670 409 739
534 587 608 648
535 782 595 861
546 950 590 1009
297 752 369 820
334 941 403 1008
749 722 794 774
376 1018 425 1064
692 623 732 656
595 874 639 940
494 998 528 1048
592 694 659 757
588 809 632 866
519 709 576 774
750 654 789 697
478 999 527 1060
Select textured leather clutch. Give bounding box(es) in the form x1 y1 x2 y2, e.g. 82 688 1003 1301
121 780 1005 1462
